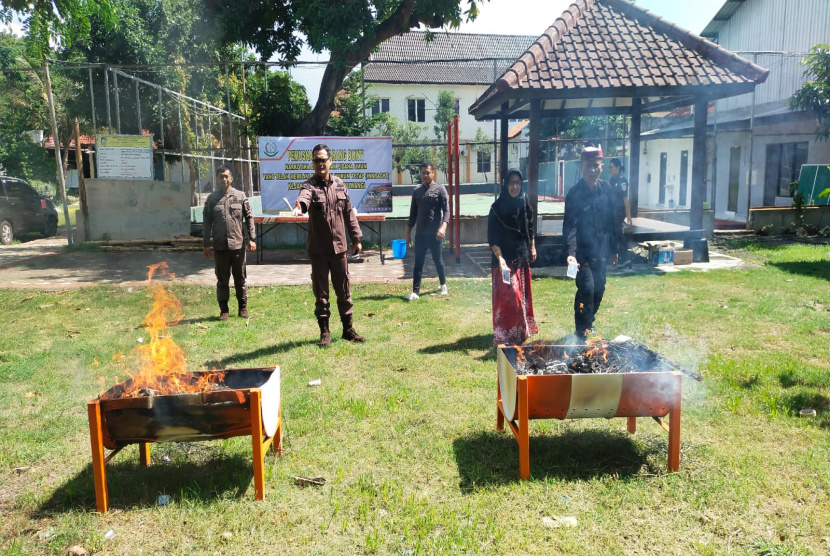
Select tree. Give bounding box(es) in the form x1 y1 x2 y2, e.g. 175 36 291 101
374 112 429 182
790 44 830 142
433 90 456 141
205 0 485 135
0 33 54 180
1 0 115 59
247 69 311 137
326 71 381 137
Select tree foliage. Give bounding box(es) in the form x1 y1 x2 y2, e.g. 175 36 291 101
374 112 429 180
789 44 830 142
0 32 62 181
247 69 310 137
1 0 116 59
205 0 486 135
325 72 382 137
433 90 456 141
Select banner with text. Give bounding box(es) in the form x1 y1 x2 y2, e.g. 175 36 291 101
259 136 393 214
95 134 154 180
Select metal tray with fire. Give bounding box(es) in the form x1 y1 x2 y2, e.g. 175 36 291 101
496 336 696 479
88 366 281 513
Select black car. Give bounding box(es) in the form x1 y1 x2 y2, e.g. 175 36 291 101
0 176 59 244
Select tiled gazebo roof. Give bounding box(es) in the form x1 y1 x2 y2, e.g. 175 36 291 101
469 0 769 119
363 31 536 85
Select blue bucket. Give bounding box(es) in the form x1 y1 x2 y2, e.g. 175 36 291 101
391 239 407 259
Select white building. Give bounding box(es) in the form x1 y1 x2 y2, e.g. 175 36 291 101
363 30 535 184
640 0 830 222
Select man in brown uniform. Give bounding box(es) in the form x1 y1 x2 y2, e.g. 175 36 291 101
203 165 256 320
293 144 364 347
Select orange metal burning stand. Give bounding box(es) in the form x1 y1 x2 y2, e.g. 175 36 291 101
87 387 282 513
497 368 682 480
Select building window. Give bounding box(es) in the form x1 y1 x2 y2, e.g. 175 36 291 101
453 99 460 116
477 150 491 173
765 141 808 197
407 98 425 122
371 98 389 116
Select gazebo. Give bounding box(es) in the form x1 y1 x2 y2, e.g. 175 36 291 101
469 0 769 248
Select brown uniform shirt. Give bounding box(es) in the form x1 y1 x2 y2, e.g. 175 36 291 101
296 174 362 256
203 187 255 250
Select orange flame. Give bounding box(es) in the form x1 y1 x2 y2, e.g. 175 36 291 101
112 263 223 398
585 336 610 363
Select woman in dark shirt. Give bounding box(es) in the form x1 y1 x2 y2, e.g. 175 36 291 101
487 169 538 345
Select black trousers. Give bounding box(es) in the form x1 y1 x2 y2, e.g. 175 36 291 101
574 258 608 337
214 248 247 309
412 234 446 294
310 252 352 321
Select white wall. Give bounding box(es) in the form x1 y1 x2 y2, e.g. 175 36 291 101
637 138 694 209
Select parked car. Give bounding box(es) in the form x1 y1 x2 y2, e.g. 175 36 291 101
0 176 59 244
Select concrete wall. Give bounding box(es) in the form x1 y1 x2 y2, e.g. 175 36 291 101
82 179 190 241
639 209 716 235
749 205 830 234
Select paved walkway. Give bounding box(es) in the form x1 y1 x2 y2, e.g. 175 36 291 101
0 235 749 289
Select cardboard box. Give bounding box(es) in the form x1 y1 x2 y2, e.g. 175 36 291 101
657 247 674 265
673 249 693 265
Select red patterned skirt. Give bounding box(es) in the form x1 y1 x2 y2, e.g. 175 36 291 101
492 265 538 345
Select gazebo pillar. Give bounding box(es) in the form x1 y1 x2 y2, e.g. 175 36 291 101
690 99 708 231
629 97 641 218
527 99 541 234
499 102 509 193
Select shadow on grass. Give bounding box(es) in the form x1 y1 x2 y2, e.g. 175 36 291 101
35 452 254 516
768 260 829 280
419 334 493 360
783 391 830 413
203 339 316 368
453 428 650 488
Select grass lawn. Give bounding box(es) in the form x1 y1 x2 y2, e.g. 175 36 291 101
1 240 828 555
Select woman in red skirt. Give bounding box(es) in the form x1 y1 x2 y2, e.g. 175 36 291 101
487 169 538 346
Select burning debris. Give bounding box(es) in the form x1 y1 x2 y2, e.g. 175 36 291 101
513 335 702 381
101 262 225 399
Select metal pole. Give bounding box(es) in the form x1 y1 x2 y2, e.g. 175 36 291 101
135 80 142 134
361 61 366 133
104 67 112 132
208 111 215 179
454 114 460 263
114 71 121 134
242 63 253 196
88 67 97 134
712 102 718 216
225 65 233 154
493 59 498 186
193 100 200 188
178 101 185 182
745 57 757 229
158 88 165 180
43 60 73 245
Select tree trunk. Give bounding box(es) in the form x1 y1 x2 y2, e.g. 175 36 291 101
300 63 354 136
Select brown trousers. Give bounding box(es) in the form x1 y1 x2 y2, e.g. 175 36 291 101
310 253 352 320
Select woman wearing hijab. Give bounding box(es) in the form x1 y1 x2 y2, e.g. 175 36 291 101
487 169 538 345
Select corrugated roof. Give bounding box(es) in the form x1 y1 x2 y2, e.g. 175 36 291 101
469 0 769 118
364 30 536 85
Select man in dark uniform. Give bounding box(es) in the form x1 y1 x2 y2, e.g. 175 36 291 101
562 146 619 341
405 161 449 300
293 144 364 347
608 157 632 268
203 165 256 320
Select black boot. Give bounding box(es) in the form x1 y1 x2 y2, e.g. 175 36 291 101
318 318 331 347
219 301 230 321
341 315 365 342
238 298 249 318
